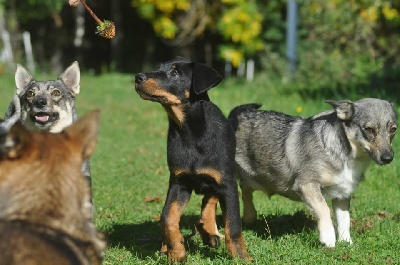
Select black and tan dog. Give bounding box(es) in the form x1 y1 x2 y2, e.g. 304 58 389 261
0 111 105 265
135 57 251 262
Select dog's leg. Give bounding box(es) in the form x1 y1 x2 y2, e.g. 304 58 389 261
332 198 352 244
241 184 257 224
160 181 191 263
219 178 252 260
299 183 336 247
195 195 222 248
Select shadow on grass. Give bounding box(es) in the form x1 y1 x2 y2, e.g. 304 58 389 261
104 211 315 260
243 210 316 239
104 215 223 260
104 220 162 259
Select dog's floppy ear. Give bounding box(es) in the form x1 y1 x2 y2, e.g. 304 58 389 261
15 64 34 96
0 122 30 159
192 62 223 95
63 110 100 160
326 100 354 121
60 61 80 95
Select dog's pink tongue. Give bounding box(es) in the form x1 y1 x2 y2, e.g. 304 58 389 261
35 115 49 122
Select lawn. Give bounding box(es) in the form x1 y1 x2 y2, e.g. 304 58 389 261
0 71 399 264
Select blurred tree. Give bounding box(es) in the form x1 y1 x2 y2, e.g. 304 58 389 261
1 0 67 72
294 0 400 95
132 0 264 68
1 0 400 87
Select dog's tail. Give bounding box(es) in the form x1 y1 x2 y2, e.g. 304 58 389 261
228 103 262 131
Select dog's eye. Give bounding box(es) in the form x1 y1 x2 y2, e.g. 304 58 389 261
51 89 61 97
26 90 35 99
390 126 397 134
170 69 178 77
364 127 376 135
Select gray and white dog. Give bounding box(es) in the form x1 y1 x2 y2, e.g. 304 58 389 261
228 99 397 247
3 62 92 197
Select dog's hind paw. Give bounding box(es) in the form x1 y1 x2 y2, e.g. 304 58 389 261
338 236 353 245
195 222 223 249
208 235 221 249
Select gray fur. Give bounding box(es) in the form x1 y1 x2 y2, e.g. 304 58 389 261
2 62 91 199
228 98 397 247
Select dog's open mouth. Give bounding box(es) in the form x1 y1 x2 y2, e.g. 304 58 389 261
31 112 59 125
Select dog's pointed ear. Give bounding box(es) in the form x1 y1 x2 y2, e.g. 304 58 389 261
60 61 80 95
15 64 34 96
0 122 30 159
63 110 100 160
192 62 223 95
326 100 354 121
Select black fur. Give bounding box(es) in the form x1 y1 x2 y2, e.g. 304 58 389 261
135 57 251 262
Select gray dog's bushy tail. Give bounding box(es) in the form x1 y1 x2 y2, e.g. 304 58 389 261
228 103 262 131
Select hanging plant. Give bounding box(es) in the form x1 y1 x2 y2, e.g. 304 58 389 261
69 0 115 39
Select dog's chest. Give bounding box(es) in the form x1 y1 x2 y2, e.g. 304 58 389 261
323 159 370 199
167 112 233 170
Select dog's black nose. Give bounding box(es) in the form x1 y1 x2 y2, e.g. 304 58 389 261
34 98 47 108
135 73 147 84
380 150 393 164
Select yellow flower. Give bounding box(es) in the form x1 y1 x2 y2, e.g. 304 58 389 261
296 106 303 113
360 7 378 22
382 7 399 21
154 16 177 39
231 50 243 68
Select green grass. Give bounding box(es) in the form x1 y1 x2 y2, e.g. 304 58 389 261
0 72 399 264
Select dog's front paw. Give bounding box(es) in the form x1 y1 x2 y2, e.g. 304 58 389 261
319 231 336 248
338 234 353 245
162 241 186 263
167 248 187 263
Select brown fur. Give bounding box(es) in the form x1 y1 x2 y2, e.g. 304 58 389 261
0 110 105 265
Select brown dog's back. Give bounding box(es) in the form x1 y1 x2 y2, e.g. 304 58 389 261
0 110 105 265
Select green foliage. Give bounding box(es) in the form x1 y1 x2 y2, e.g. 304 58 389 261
257 0 400 98
217 0 264 66
132 0 264 66
5 0 65 22
131 0 190 39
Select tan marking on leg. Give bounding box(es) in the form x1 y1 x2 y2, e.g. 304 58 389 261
162 201 186 262
223 216 252 260
196 196 221 248
223 215 235 256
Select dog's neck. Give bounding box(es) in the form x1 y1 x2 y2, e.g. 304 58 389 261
163 104 186 128
167 102 211 134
